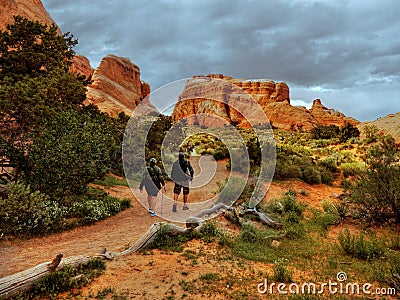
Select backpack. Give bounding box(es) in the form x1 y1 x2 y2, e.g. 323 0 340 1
148 166 160 182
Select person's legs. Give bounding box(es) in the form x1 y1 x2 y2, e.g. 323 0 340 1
147 194 153 212
150 195 157 213
146 186 159 215
183 186 189 209
173 183 181 212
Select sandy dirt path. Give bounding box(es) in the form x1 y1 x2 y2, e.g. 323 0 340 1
0 157 231 278
0 157 342 279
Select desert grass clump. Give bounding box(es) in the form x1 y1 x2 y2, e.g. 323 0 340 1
339 162 365 178
93 175 129 187
30 258 105 298
338 229 386 260
272 259 293 283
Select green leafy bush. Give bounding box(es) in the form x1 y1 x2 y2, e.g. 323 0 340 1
274 160 302 180
199 220 223 242
72 194 123 225
146 224 200 252
318 157 338 173
239 223 265 244
0 182 66 236
319 169 334 185
26 109 115 198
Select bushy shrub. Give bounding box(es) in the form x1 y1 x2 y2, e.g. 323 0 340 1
349 135 400 223
320 169 334 185
311 124 340 140
282 194 305 217
338 229 386 260
318 158 338 173
274 160 302 180
120 198 132 210
302 166 322 184
0 182 66 236
311 139 330 148
212 148 229 160
274 144 338 185
339 122 360 142
199 220 223 242
339 162 365 178
72 195 122 225
239 223 264 244
146 224 200 252
363 125 380 144
330 151 354 164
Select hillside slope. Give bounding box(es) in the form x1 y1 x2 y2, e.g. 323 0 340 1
359 112 400 142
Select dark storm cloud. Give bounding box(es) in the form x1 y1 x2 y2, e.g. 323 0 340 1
41 0 400 121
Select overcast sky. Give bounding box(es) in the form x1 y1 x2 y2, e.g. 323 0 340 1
41 0 400 121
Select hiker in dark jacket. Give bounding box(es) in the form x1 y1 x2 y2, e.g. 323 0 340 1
140 157 165 216
170 152 194 211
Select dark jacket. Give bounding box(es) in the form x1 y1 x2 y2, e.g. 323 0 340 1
170 159 194 183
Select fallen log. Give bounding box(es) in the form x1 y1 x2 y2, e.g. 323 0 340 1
0 254 92 298
240 208 283 228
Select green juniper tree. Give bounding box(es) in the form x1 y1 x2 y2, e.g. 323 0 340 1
349 135 400 223
0 16 114 199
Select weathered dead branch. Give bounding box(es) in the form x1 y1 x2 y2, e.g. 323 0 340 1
240 208 283 228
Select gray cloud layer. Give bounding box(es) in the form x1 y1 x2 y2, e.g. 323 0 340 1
42 0 400 121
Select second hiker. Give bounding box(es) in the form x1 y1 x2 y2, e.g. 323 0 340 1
170 152 194 211
139 157 165 216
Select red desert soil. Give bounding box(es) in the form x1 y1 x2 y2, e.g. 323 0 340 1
0 159 344 298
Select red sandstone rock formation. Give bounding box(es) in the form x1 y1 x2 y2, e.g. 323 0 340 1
172 74 359 131
71 55 94 80
0 1 150 117
309 99 359 128
0 0 60 34
86 55 150 116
